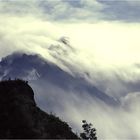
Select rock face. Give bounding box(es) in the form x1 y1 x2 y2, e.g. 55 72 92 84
0 79 78 139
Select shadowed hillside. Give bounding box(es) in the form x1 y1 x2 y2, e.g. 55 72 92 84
0 79 78 139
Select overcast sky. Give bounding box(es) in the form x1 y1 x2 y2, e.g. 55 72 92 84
1 0 140 139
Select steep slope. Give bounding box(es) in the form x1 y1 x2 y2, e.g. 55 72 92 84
0 53 117 105
0 79 78 139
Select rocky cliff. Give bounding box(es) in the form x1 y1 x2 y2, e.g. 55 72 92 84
0 79 78 139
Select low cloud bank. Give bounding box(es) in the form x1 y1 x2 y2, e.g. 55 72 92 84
1 15 140 97
31 81 140 139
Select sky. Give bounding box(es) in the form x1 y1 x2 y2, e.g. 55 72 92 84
1 0 140 139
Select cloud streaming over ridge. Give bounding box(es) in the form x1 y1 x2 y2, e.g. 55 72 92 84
1 0 140 139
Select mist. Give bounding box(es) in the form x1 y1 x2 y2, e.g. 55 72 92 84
1 0 140 139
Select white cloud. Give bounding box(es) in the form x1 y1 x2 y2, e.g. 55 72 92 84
1 13 140 97
0 0 39 16
0 0 105 21
32 81 140 139
1 1 140 139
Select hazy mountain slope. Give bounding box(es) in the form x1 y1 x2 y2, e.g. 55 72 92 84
0 53 117 106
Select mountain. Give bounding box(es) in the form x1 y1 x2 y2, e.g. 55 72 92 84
0 79 78 139
0 53 118 106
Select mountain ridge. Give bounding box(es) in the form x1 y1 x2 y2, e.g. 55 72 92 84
0 52 118 106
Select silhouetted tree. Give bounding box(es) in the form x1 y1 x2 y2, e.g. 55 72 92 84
8 77 11 81
80 120 97 140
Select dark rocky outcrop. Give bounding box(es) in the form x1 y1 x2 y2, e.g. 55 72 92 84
0 79 78 139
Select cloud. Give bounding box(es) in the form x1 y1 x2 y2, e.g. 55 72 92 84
124 0 140 6
31 80 140 139
1 12 140 97
1 0 140 139
99 0 140 22
0 0 39 16
34 0 104 21
1 0 140 22
0 0 104 21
